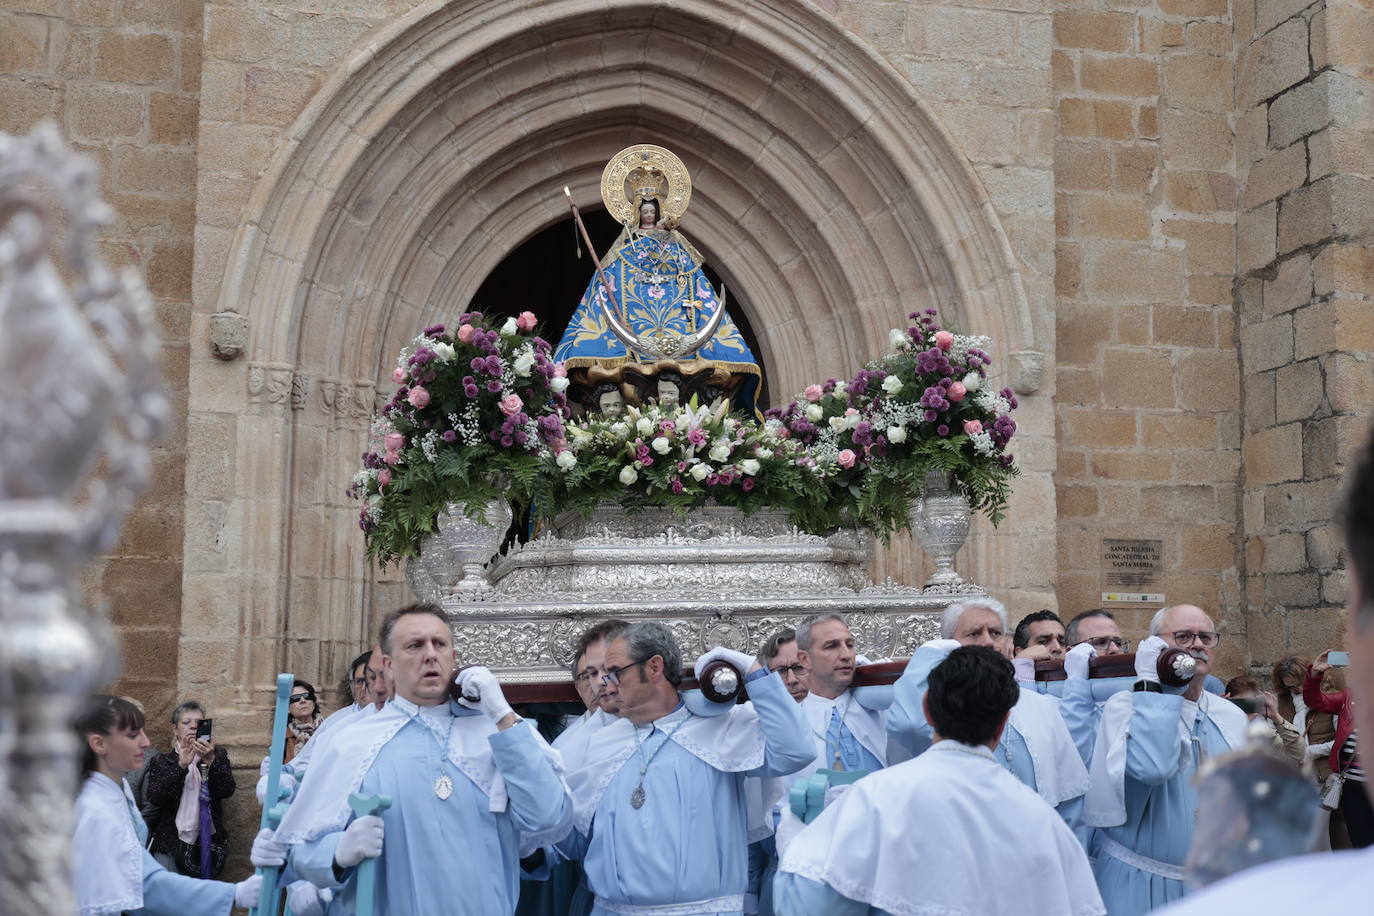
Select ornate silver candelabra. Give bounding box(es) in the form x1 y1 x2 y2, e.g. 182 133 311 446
0 124 165 916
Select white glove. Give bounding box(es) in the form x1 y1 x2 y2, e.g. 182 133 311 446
1011 657 1037 684
233 875 262 909
854 654 873 666
249 827 287 867
287 881 331 916
694 646 756 680
1134 635 1168 683
259 755 271 778
334 814 384 868
920 638 962 654
455 666 514 723
255 768 296 805
1065 642 1096 681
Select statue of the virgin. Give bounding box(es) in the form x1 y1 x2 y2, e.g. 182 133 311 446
555 145 762 414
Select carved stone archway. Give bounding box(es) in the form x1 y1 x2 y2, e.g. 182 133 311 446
183 0 1053 714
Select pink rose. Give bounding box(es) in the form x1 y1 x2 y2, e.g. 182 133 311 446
457 324 475 343
804 384 823 403
392 367 406 384
377 468 392 487
384 432 405 453
517 311 538 332
934 331 954 351
499 393 523 416
407 386 431 409
553 364 567 379
947 381 967 402
837 449 857 468
963 419 983 435
383 451 399 466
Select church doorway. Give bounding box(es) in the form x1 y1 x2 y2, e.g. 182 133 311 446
470 206 771 409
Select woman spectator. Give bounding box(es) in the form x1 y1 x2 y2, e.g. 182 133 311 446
72 694 258 915
145 700 236 877
1273 653 1345 847
1306 650 1371 848
284 678 324 763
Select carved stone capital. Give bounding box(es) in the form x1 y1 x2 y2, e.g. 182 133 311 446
1007 349 1044 394
208 312 248 361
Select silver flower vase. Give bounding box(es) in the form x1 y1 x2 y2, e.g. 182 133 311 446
909 470 970 591
413 497 513 599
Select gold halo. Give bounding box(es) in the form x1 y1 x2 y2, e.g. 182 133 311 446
600 144 692 225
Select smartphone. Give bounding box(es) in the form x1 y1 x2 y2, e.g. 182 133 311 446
1230 697 1261 716
196 718 213 741
1328 651 1350 667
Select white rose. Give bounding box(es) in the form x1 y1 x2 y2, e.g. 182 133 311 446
833 380 847 396
513 351 536 377
962 372 981 392
755 447 773 459
828 416 846 432
636 417 654 436
610 422 629 437
689 463 711 481
881 375 903 394
805 404 824 422
549 376 569 393
500 317 519 336
555 450 577 469
431 342 456 362
889 328 908 350
887 425 907 443
675 414 691 432
651 436 671 454
709 443 731 462
845 412 862 430
618 465 638 485
739 458 761 476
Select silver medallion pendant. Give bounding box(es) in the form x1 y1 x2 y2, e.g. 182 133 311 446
630 785 646 809
434 773 454 800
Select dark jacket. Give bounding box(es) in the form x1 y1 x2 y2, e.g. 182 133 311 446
144 746 236 857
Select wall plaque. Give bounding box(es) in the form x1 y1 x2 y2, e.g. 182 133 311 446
1101 538 1163 604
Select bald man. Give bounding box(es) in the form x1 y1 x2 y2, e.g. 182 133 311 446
1083 603 1248 915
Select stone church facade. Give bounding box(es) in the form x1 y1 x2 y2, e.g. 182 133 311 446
3 0 1370 842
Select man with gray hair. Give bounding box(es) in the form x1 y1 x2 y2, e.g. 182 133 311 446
1079 601 1248 914
887 597 1090 833
553 622 813 915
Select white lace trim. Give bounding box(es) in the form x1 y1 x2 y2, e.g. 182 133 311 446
594 893 745 914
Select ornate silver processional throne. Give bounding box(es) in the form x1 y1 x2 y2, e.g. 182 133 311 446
0 125 166 914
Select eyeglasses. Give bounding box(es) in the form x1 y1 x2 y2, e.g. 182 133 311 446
573 668 601 685
601 658 649 686
1169 630 1220 648
290 694 315 703
771 663 807 678
1077 636 1130 652
350 677 369 687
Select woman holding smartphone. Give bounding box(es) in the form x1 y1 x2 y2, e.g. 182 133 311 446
1307 649 1371 847
73 694 259 915
144 700 236 877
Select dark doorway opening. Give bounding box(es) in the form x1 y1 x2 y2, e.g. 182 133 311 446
469 207 770 408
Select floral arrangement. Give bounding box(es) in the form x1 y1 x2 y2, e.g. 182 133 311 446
352 309 1018 564
349 312 570 565
531 400 837 528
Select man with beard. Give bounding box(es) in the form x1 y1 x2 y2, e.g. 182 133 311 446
1082 603 1248 914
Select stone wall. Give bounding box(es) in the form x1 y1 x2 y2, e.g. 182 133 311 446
1052 0 1247 669
1234 0 1374 670
1 0 203 733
